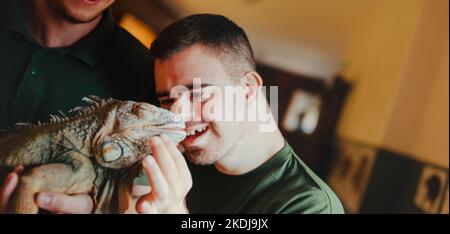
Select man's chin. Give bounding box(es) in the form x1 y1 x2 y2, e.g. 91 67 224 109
185 150 221 166
52 1 104 24
63 12 103 24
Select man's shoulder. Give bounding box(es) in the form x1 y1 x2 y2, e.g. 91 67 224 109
276 186 344 214
268 146 345 214
105 26 154 65
101 25 157 103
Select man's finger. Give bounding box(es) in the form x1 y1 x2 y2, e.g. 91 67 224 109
136 201 158 214
0 173 19 213
35 192 93 214
149 137 178 184
13 165 24 175
160 134 192 186
142 156 169 201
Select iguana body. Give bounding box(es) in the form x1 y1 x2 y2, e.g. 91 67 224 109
0 96 186 214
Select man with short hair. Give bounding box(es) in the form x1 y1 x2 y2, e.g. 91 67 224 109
135 14 344 214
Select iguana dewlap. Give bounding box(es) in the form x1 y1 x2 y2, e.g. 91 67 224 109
0 96 186 214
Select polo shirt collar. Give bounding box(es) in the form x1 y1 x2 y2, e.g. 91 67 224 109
3 0 116 66
4 0 28 36
64 10 116 66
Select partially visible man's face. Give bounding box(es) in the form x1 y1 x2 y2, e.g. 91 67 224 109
49 0 115 24
155 45 245 165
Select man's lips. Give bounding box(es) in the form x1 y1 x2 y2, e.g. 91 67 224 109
81 0 101 5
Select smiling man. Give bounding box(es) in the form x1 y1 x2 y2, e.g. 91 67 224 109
143 14 344 214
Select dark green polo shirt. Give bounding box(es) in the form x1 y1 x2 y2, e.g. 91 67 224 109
186 141 345 214
0 0 158 130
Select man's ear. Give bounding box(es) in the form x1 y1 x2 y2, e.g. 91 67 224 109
241 71 263 103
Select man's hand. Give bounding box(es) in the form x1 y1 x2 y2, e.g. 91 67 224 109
136 134 192 214
0 166 93 214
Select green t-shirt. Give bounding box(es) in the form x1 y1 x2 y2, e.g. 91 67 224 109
0 0 158 130
186 141 345 214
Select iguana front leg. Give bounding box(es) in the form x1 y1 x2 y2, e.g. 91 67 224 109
93 164 141 214
117 164 142 213
8 152 96 214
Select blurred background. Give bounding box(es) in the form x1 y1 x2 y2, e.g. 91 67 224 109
111 0 449 214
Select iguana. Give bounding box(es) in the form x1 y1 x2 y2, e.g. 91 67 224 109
0 96 186 214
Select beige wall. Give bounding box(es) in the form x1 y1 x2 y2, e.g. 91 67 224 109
161 0 383 78
338 0 449 168
384 0 449 167
338 0 423 145
412 36 449 168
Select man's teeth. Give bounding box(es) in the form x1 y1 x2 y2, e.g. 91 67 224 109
186 127 207 136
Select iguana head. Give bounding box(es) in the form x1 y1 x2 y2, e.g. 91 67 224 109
87 96 186 169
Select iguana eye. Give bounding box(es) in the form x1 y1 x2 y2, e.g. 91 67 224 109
101 141 123 162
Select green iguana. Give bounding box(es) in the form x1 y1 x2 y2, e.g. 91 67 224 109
0 96 186 214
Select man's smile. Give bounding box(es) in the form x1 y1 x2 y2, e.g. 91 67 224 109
183 124 210 147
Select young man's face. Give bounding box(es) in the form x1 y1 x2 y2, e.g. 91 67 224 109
155 45 245 165
48 0 115 23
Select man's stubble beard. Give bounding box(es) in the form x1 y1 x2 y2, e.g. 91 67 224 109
184 122 244 166
185 148 222 166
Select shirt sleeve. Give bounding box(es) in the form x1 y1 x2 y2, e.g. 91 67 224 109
278 188 344 214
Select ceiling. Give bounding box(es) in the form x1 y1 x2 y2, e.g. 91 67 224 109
158 0 385 79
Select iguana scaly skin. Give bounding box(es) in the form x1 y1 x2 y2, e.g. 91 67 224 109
0 96 186 214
